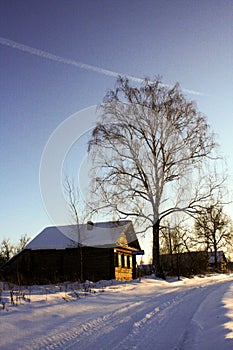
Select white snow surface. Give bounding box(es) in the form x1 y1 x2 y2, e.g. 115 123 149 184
25 221 135 249
1 274 233 349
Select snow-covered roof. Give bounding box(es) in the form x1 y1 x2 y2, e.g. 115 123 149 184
25 220 139 250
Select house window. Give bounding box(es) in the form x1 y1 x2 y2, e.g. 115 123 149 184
125 255 128 267
114 253 119 267
121 254 125 267
118 254 121 266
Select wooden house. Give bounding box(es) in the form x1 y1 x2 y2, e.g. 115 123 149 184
160 250 228 277
160 251 208 277
1 220 141 284
208 251 227 272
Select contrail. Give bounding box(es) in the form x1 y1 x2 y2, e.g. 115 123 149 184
0 37 202 96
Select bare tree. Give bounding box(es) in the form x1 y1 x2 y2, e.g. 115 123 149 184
0 235 31 267
15 234 30 253
160 219 195 256
64 176 84 281
88 77 217 277
195 203 232 268
0 238 14 262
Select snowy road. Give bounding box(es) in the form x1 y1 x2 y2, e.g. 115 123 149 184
1 275 233 350
61 278 233 350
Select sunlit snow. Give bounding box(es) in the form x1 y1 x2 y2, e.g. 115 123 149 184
1 274 233 349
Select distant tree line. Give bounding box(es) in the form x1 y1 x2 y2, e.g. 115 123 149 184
160 203 232 259
159 202 232 276
0 235 30 268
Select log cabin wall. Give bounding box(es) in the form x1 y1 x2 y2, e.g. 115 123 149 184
2 247 116 284
81 247 115 282
29 247 115 283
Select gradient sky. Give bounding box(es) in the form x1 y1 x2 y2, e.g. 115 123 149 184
0 0 232 244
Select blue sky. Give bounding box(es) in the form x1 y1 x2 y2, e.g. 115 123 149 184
0 0 232 243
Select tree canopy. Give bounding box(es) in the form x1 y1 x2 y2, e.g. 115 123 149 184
195 203 232 266
88 77 217 276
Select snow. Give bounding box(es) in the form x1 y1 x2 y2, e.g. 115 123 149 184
25 220 136 249
1 274 233 349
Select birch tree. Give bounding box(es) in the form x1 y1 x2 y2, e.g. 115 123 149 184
88 77 216 277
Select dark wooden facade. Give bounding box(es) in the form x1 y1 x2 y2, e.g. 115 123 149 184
208 251 227 272
1 236 140 285
1 247 114 284
160 250 228 277
160 251 209 277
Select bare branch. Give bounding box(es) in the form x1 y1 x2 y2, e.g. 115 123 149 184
87 77 223 274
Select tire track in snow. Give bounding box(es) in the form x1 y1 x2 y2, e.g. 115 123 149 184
17 278 232 350
17 287 185 350
17 300 144 350
76 288 191 350
112 280 233 350
110 290 190 350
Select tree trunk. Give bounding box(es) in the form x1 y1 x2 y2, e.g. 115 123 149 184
152 219 165 279
78 244 83 282
213 241 218 269
176 252 181 281
168 225 174 271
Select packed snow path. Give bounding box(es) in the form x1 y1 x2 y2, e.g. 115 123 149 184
1 275 233 349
